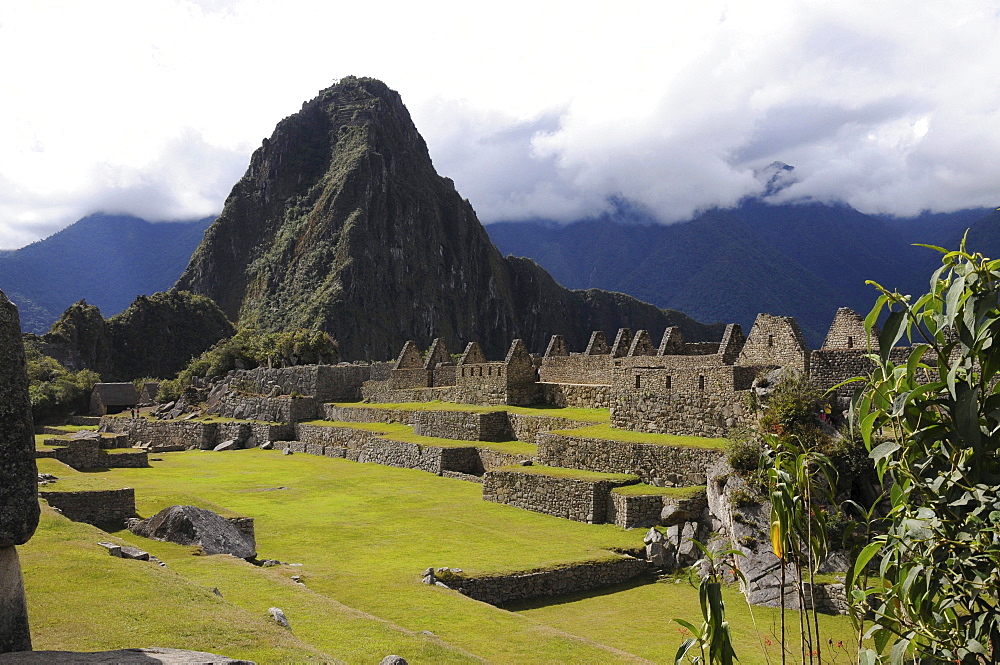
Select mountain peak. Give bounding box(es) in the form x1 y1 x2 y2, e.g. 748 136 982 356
176 79 721 359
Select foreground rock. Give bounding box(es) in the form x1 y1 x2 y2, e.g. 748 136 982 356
0 647 254 663
0 289 39 653
129 505 256 559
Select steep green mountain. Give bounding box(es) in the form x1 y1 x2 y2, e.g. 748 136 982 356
0 214 213 334
487 202 995 346
29 292 234 381
176 77 723 359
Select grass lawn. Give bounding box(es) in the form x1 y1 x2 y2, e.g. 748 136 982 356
22 449 858 663
332 401 610 423
553 423 729 450
610 484 706 498
496 464 639 484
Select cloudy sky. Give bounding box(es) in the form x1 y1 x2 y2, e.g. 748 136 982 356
0 0 998 249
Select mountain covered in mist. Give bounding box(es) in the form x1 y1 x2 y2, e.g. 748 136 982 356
487 201 995 346
0 214 212 333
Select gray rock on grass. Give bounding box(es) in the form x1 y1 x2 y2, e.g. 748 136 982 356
129 505 256 559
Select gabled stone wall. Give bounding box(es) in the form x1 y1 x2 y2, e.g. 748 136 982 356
738 313 810 374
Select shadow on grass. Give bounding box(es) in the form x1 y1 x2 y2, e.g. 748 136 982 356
502 573 660 611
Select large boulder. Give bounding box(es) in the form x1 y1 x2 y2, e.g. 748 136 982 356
0 289 38 654
129 506 256 559
0 290 39 548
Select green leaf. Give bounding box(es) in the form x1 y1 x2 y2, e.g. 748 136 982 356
879 310 906 363
870 440 901 462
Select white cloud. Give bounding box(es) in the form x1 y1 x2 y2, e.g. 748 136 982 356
0 0 998 247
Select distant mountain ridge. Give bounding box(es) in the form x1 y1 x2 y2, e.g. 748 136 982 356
487 201 995 347
0 214 212 333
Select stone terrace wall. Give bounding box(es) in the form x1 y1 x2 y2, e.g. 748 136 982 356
537 433 724 485
216 396 318 423
505 413 595 443
100 417 219 450
322 405 419 425
606 493 665 529
538 355 612 385
446 557 650 606
538 383 611 409
483 469 635 523
99 451 149 468
361 383 460 404
233 364 373 402
292 425 482 475
39 488 136 529
218 421 295 448
809 350 875 403
411 411 513 442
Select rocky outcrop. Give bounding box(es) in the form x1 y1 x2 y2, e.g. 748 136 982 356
176 76 722 360
129 505 256 560
0 289 38 653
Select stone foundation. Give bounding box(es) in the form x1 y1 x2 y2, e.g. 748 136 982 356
215 395 318 423
482 468 638 523
39 489 136 529
411 410 513 442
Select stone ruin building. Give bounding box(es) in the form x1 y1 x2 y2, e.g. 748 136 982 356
358 308 872 438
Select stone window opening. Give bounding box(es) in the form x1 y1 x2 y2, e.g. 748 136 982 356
635 375 641 389
665 376 671 389
488 366 492 376
699 375 705 390
847 336 854 349
767 334 774 347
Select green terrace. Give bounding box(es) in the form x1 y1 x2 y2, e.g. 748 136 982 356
493 464 639 484
551 423 728 449
609 483 707 498
23 447 857 663
300 419 537 456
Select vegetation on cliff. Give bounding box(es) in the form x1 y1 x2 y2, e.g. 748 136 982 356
176 76 723 360
29 292 234 384
23 340 99 424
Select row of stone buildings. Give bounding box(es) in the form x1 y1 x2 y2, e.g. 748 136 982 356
355 307 878 438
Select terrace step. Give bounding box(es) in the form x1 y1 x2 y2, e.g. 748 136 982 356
536 430 725 485
483 465 639 523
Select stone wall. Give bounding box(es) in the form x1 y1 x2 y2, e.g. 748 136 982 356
476 448 535 471
606 492 665 529
809 349 876 403
505 413 594 444
38 488 136 529
361 382 460 404
445 556 650 606
411 411 513 442
483 469 636 523
322 405 418 425
99 451 149 468
605 490 708 529
218 421 295 448
738 313 810 374
610 365 759 437
538 355 612 385
100 417 219 450
216 395 318 423
291 425 483 475
822 308 872 351
538 383 611 409
536 433 724 485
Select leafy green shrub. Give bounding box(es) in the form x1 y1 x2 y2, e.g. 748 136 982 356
24 341 100 423
725 427 764 474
